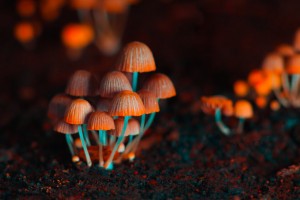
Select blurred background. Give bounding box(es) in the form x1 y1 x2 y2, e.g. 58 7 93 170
1 0 300 130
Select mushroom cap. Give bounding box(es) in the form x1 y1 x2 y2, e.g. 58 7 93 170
116 41 156 73
109 90 145 116
262 53 284 75
96 31 121 55
137 89 160 114
98 71 132 98
108 118 140 136
200 96 233 117
64 99 94 125
255 96 268 109
96 98 112 112
142 73 176 99
286 54 300 74
61 24 94 49
234 100 253 119
65 70 98 97
48 93 72 121
248 69 265 87
54 120 78 134
233 80 249 97
276 44 295 57
87 111 115 131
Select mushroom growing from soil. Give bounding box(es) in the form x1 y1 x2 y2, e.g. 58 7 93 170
116 41 156 91
234 100 253 134
64 99 94 167
105 90 145 169
87 111 115 167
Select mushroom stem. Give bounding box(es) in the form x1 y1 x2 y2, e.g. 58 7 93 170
109 135 116 146
273 88 289 107
78 125 92 167
291 75 300 104
82 124 91 146
91 131 100 145
104 116 129 169
132 72 139 91
99 130 108 146
215 108 231 136
144 112 156 131
65 134 75 156
98 130 105 167
236 118 245 134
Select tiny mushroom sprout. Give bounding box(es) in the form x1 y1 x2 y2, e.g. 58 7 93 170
200 96 234 136
116 41 156 91
65 99 94 167
54 120 79 161
105 90 145 169
61 24 94 59
65 70 98 97
234 100 253 134
87 111 115 167
98 71 132 98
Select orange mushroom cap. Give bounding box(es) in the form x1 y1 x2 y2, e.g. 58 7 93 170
65 70 98 97
109 90 145 116
262 53 284 75
286 54 300 74
98 71 132 98
108 118 140 136
61 24 94 49
116 41 156 73
64 99 94 125
253 78 272 96
248 69 265 87
255 96 268 109
234 100 253 119
87 111 115 131
48 93 72 121
54 120 78 134
137 89 160 114
96 31 121 55
142 73 176 99
270 100 280 111
200 96 234 117
276 44 295 57
14 22 36 43
233 80 249 97
96 98 112 112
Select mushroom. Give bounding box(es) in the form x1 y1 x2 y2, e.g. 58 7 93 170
233 80 249 98
116 41 156 91
65 99 94 167
141 73 176 130
48 93 72 124
234 100 253 134
87 111 115 167
104 90 145 169
200 96 233 136
54 120 78 161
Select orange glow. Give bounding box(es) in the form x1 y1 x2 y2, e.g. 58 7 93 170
255 96 267 109
14 22 35 43
233 80 249 97
62 24 94 49
270 100 280 111
100 0 128 13
262 53 284 75
286 54 300 74
276 44 295 57
200 96 234 117
234 100 253 119
248 69 265 87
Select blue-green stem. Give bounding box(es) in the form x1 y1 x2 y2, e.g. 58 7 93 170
98 130 103 167
65 134 75 156
104 116 129 169
144 112 156 131
99 130 107 146
132 72 139 92
78 125 92 167
215 108 231 136
236 118 245 134
83 124 91 146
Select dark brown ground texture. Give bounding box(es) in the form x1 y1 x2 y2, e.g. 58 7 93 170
2 0 300 199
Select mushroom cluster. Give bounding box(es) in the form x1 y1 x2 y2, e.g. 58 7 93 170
231 29 300 110
200 96 253 135
48 41 176 169
14 0 138 56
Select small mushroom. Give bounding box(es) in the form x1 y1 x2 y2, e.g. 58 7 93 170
234 100 253 134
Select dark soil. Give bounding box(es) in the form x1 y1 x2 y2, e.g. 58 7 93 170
2 0 300 199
